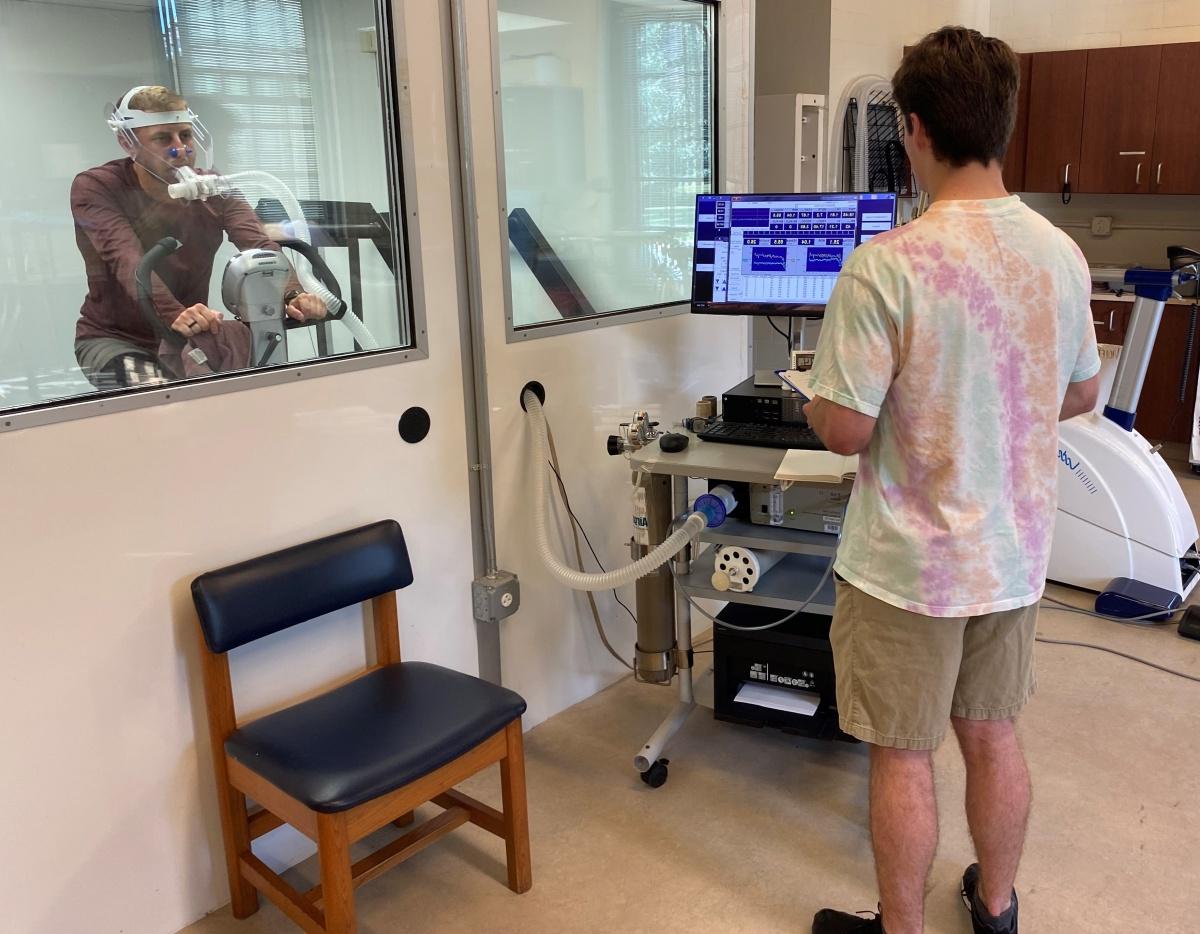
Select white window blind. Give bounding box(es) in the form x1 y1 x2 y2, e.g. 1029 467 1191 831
620 3 714 229
173 0 319 198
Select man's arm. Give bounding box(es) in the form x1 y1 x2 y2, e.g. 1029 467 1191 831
804 396 878 455
805 266 898 453
1060 373 1100 421
72 173 185 331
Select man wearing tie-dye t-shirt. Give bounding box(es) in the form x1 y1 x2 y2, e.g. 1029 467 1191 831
807 28 1101 934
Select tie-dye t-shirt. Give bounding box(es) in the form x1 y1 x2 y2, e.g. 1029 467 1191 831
810 196 1100 617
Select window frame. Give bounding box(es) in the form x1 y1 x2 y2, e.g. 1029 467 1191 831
0 0 427 435
489 0 721 343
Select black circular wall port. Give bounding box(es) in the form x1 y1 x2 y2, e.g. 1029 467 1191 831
398 407 431 444
519 381 546 411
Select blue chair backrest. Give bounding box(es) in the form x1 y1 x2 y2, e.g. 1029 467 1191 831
192 520 414 654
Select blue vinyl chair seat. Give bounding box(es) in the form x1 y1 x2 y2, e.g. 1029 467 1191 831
225 661 527 813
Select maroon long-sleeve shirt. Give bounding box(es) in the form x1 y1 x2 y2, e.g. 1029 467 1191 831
72 158 279 353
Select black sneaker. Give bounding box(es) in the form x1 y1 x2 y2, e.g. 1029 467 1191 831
961 863 1018 933
811 908 885 933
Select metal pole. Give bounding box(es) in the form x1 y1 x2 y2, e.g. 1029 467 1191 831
1108 294 1165 419
449 0 503 682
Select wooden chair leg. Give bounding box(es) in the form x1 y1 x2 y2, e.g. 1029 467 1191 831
499 719 533 894
393 811 415 828
215 773 259 918
317 813 357 934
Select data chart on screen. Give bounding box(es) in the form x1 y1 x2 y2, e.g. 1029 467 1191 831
690 192 896 314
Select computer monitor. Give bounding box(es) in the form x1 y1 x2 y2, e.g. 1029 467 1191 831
690 192 897 315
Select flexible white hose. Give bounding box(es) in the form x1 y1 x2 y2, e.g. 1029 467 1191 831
171 168 383 349
524 391 706 591
337 307 380 350
217 171 345 318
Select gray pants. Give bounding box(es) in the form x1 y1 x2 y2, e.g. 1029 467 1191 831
75 337 170 390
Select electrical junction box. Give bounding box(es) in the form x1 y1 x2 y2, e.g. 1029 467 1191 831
1091 215 1113 236
472 571 520 623
749 482 849 535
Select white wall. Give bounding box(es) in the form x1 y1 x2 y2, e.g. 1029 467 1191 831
463 0 753 728
0 0 165 408
828 0 988 119
991 0 1200 52
0 3 478 931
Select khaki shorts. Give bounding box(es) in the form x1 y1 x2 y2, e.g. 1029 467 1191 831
830 577 1038 750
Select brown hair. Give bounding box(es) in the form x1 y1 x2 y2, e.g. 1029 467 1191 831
891 27 1019 167
122 86 188 113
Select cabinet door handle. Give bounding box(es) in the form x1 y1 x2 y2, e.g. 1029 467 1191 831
1092 311 1116 330
1157 162 1163 185
1136 162 1143 184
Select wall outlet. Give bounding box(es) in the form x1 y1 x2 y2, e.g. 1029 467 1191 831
472 571 520 623
1091 215 1113 236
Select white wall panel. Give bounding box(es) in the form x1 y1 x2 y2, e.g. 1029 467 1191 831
0 2 476 931
461 0 752 728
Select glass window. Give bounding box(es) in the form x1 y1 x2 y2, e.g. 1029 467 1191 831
0 0 411 418
497 0 716 330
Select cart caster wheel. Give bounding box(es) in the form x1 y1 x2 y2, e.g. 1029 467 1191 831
640 758 669 788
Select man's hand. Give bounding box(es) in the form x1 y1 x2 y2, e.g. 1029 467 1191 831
285 292 328 322
171 303 222 337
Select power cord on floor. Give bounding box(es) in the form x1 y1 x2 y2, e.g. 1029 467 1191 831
1034 636 1200 683
1035 593 1199 683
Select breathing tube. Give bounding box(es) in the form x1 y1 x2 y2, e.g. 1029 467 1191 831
169 168 379 350
524 388 711 591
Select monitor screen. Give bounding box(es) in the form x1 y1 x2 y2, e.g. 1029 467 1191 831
690 192 897 314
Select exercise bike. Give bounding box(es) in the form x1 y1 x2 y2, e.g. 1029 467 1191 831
135 236 363 374
1048 257 1200 615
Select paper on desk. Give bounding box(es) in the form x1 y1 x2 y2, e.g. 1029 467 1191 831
775 449 858 483
735 681 820 716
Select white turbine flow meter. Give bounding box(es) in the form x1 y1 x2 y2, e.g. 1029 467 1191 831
710 545 784 593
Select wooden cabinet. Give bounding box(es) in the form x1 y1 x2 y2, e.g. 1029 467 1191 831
1010 40 1200 195
1151 42 1200 194
1079 45 1163 194
1023 51 1088 194
1092 300 1130 345
1002 53 1032 192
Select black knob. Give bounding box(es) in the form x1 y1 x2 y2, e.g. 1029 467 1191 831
607 435 624 456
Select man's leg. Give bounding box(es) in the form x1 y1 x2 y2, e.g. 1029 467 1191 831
870 746 938 934
952 716 1031 917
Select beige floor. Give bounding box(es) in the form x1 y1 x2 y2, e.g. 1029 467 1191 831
185 456 1200 934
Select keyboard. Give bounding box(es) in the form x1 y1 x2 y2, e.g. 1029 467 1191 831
697 418 825 450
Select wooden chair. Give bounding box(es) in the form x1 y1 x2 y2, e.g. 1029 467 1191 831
191 520 531 933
